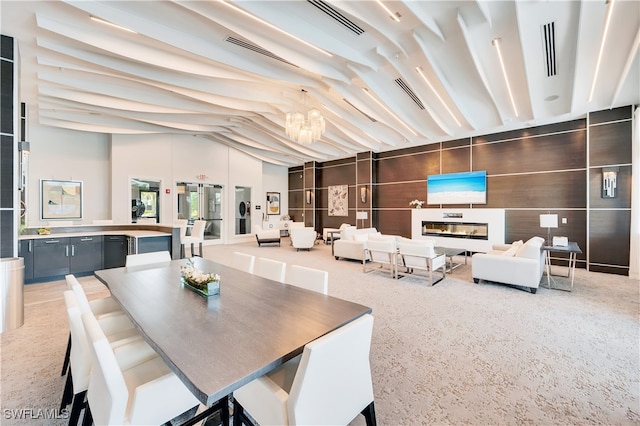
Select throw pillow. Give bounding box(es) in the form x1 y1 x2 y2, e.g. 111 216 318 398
502 245 519 257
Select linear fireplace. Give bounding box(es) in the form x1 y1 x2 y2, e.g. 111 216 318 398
411 209 505 253
422 221 488 240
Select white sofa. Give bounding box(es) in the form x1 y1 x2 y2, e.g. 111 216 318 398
471 236 546 294
333 226 380 261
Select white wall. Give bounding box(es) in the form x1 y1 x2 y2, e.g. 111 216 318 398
23 127 290 245
26 126 111 227
111 133 289 244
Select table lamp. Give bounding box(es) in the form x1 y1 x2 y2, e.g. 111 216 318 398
539 213 558 246
356 211 368 228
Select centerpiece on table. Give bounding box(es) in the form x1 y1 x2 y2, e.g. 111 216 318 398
409 199 425 209
180 258 220 297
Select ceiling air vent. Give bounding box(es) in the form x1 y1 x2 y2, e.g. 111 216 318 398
395 78 425 110
343 98 377 122
307 0 365 36
225 36 298 68
541 22 557 77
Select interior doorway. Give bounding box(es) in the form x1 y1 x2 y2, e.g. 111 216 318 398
177 182 223 241
235 186 251 235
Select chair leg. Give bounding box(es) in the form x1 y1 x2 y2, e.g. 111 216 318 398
68 390 86 426
232 398 254 426
198 242 203 257
190 243 195 257
361 401 377 426
81 403 92 426
61 333 71 376
60 368 74 411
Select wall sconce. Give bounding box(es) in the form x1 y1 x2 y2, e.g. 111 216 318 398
306 190 312 204
360 187 367 204
602 167 618 198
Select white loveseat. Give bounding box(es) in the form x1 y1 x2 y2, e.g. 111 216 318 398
333 226 380 261
471 236 546 294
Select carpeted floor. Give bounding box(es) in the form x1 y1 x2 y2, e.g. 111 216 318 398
1 239 638 425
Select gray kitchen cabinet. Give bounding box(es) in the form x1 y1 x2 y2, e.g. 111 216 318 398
69 236 103 274
18 239 34 281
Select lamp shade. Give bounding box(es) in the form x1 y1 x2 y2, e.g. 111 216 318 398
356 211 368 220
539 214 558 228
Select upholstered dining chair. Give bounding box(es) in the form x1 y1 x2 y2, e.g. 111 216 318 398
60 291 158 426
231 252 255 274
125 250 172 267
182 219 206 257
253 257 286 283
232 314 376 426
81 312 207 426
286 265 328 294
61 274 122 376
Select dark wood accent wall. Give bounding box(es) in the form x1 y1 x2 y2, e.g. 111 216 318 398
289 105 635 275
1 34 15 258
587 107 633 275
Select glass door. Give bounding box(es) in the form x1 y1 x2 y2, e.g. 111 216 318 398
177 183 223 241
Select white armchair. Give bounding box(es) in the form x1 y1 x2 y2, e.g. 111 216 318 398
397 240 446 286
290 227 317 251
232 314 376 426
363 238 398 278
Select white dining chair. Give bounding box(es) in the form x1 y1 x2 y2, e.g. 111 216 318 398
253 257 286 283
231 252 255 274
232 314 376 426
61 274 122 377
125 250 172 267
48 220 73 227
182 219 206 257
286 265 328 294
60 291 158 426
81 312 206 426
136 217 157 224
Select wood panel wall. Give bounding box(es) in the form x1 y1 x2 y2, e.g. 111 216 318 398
1 35 15 258
289 106 635 275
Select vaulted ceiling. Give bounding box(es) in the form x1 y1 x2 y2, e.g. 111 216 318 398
2 0 639 166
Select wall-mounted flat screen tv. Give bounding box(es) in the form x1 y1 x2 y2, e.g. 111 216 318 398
427 171 487 205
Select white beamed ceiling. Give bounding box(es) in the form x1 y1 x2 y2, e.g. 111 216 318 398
2 0 638 166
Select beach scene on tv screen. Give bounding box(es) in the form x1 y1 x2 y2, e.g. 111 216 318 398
427 171 486 204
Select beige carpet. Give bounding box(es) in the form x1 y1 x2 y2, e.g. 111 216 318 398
1 239 638 425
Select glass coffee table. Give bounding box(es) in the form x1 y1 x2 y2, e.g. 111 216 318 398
434 247 467 273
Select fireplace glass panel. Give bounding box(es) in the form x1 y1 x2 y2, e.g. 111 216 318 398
422 221 488 240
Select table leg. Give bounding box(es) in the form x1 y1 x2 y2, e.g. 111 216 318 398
546 252 552 289
569 252 576 291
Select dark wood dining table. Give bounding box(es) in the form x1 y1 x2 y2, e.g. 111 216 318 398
94 257 372 408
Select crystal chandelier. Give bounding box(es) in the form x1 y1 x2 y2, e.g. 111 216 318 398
285 92 325 144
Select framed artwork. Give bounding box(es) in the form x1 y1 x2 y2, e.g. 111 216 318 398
328 185 348 216
40 179 83 220
266 192 280 215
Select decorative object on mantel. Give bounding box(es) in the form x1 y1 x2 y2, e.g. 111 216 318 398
37 227 51 235
409 199 425 208
280 214 291 221
180 258 220 297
